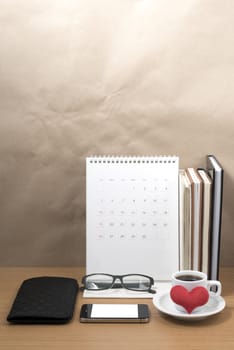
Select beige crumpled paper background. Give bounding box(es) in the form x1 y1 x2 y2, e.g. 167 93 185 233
0 0 233 266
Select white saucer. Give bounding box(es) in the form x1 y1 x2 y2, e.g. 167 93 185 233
153 292 225 321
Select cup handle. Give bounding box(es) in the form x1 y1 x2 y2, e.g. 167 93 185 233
207 280 222 296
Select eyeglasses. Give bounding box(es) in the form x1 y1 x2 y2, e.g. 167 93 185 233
81 273 156 294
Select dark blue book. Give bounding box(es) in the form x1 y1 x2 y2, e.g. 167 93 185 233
206 155 224 281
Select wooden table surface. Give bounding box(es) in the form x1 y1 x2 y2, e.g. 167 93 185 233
0 267 233 350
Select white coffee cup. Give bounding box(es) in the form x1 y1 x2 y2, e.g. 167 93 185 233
171 270 222 313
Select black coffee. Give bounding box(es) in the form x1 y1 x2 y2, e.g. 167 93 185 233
176 274 203 282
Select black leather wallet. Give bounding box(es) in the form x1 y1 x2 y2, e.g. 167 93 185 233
7 276 79 324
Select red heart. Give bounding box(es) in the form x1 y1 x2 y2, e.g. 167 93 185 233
170 285 209 314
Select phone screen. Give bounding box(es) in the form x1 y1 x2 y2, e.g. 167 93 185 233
91 304 138 318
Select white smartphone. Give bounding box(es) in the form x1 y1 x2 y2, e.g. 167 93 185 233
80 303 150 323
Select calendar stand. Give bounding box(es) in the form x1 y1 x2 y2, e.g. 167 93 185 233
86 156 179 282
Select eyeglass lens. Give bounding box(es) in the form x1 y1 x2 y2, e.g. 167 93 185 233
122 275 151 291
85 274 114 290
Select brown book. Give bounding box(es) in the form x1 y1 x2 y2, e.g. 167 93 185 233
179 170 192 270
197 169 212 276
186 168 203 271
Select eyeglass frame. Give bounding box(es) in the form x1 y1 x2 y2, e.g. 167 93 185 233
81 273 156 294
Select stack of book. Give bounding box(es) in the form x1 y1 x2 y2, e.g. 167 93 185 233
179 155 224 280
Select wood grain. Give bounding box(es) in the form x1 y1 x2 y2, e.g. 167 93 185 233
0 267 233 350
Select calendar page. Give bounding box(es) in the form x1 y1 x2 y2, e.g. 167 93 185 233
86 156 179 280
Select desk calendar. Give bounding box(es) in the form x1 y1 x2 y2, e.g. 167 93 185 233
86 156 179 280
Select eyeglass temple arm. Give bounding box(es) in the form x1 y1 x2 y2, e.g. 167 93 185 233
148 288 156 294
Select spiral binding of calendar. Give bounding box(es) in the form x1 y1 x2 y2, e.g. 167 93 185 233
87 155 178 164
